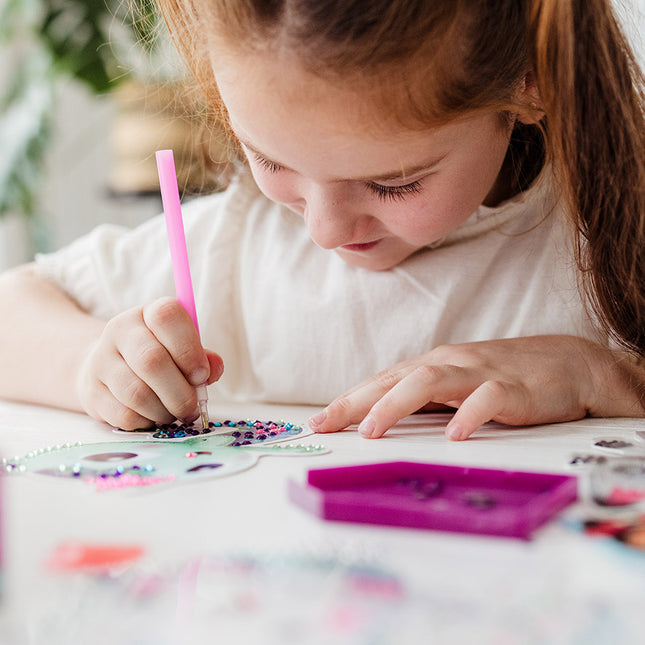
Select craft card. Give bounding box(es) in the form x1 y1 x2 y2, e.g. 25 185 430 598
4 418 328 490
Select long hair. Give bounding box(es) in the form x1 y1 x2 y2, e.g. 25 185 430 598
155 0 645 356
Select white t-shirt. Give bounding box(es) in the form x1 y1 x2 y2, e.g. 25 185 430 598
34 169 603 405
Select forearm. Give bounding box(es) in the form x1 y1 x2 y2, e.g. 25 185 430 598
0 264 105 411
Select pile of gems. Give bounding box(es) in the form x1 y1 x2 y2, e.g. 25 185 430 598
145 418 304 444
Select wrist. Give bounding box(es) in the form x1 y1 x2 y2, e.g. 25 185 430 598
584 341 645 418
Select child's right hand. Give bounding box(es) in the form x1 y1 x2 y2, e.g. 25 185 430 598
75 297 223 430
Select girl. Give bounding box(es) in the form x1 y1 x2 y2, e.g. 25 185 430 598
0 0 643 441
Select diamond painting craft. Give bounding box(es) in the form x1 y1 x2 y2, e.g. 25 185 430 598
4 418 327 490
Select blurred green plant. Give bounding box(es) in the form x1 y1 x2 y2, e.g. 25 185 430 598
0 0 164 219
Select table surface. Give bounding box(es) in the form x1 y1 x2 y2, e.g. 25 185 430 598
0 399 644 644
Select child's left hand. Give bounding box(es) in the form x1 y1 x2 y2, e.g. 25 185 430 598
308 335 645 440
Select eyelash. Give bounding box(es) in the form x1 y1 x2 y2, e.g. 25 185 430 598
254 154 282 174
252 152 423 202
365 181 423 202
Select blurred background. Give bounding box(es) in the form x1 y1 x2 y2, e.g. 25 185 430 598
0 0 232 270
0 0 643 271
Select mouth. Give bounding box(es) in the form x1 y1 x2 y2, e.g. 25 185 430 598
340 240 381 252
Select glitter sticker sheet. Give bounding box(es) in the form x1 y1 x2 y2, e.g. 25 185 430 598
4 418 328 490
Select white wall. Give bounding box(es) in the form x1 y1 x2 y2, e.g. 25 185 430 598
40 80 162 253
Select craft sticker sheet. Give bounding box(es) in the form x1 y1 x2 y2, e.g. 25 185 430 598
4 418 327 490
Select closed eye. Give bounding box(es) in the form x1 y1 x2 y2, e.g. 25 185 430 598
252 148 424 201
366 181 423 202
253 153 282 174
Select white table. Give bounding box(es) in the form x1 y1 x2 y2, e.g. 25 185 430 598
0 399 644 644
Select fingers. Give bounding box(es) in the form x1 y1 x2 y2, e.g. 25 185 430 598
310 362 482 437
359 365 486 439
315 336 595 442
100 348 176 427
309 366 409 433
90 380 168 431
446 380 527 441
143 298 210 386
205 350 225 384
108 303 198 422
309 362 530 442
78 298 226 429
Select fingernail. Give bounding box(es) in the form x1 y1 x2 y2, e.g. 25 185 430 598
447 422 464 441
308 410 327 429
358 415 376 438
190 368 209 386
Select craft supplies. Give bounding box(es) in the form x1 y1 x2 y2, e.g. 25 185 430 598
587 456 645 507
115 417 305 443
156 148 209 430
47 541 145 572
289 461 578 539
4 419 326 490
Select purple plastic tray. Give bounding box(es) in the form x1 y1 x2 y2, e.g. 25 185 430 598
288 461 578 540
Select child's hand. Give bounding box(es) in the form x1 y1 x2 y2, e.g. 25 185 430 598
76 297 223 430
308 335 645 440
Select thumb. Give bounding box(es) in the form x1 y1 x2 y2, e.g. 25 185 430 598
205 350 224 384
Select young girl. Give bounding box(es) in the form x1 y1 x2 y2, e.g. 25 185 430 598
0 0 643 441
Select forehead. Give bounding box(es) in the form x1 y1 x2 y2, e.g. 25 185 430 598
214 49 397 132
212 50 468 178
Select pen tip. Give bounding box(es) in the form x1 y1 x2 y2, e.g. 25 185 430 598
200 406 209 431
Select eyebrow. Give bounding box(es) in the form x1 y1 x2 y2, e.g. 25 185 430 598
237 136 446 183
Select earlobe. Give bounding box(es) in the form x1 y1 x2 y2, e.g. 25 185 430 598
516 71 544 125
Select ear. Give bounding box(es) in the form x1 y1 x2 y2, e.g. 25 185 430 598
516 71 544 125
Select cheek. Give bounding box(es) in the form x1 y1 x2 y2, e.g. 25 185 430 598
248 167 298 205
375 196 464 243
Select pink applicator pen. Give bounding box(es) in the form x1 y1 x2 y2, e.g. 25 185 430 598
155 149 210 430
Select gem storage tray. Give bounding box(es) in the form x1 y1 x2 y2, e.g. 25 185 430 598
289 461 579 540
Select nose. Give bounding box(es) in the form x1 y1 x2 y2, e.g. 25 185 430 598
301 182 360 250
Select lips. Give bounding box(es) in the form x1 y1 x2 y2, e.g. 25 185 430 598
341 240 380 252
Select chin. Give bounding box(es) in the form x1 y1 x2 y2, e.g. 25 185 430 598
335 250 406 271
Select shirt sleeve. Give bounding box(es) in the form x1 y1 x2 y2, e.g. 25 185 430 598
33 180 247 322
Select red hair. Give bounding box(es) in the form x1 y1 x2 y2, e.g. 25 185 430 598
156 0 645 355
